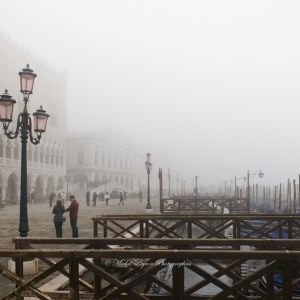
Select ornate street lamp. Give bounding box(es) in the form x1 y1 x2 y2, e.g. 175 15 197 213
246 170 264 199
167 169 171 197
145 153 152 209
0 64 49 237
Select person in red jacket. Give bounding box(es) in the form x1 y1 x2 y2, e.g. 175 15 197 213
65 195 79 238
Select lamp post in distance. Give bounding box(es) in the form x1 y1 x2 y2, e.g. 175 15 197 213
145 152 152 210
167 169 171 197
65 174 71 202
0 64 50 237
195 176 199 197
176 174 179 196
245 170 264 199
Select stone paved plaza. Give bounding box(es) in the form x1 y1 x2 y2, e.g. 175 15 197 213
0 196 160 296
0 196 160 250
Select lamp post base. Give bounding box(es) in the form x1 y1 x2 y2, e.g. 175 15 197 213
145 208 153 214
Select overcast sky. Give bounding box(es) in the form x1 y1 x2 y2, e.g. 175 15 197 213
1 1 300 188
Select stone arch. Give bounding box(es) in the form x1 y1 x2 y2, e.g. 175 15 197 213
35 174 45 202
125 177 129 188
7 172 19 202
102 174 108 184
57 176 64 190
46 174 56 197
130 178 134 191
73 173 88 187
27 172 34 194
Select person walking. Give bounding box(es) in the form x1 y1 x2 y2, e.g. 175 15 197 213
118 192 124 205
61 191 66 204
92 192 97 206
86 191 91 206
49 191 56 208
104 192 110 205
139 191 143 203
30 191 35 204
124 191 127 201
52 198 65 238
65 195 79 238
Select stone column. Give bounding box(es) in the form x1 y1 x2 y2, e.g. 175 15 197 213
1 185 7 203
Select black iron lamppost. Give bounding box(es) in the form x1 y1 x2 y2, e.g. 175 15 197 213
195 176 199 197
145 152 152 209
168 169 171 197
245 170 264 199
176 174 179 196
0 64 49 237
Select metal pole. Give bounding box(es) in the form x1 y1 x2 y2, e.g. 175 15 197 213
247 170 250 199
146 170 152 209
19 104 29 237
235 176 236 197
195 176 198 197
168 177 170 197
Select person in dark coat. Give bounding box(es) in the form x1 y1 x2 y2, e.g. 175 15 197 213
52 198 65 238
86 191 90 206
65 195 79 238
49 191 56 207
92 192 97 206
118 192 124 205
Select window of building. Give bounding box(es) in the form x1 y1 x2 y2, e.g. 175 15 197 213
78 151 84 164
125 159 127 169
108 155 111 167
102 153 105 166
95 151 98 165
0 145 3 157
6 146 10 158
114 156 117 167
34 151 38 162
14 147 18 159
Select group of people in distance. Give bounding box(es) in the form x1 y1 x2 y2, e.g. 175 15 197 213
85 190 127 206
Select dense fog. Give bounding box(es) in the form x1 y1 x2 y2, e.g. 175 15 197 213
1 1 300 189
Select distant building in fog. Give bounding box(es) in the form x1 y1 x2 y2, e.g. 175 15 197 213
0 32 67 202
66 129 150 192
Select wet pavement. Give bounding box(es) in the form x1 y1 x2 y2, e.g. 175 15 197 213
0 196 160 297
0 196 160 250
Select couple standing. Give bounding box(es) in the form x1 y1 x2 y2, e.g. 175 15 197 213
52 195 79 238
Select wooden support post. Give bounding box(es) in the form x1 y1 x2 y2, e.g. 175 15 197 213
139 218 144 238
172 253 184 299
145 220 149 238
294 179 296 214
69 254 79 300
104 219 107 238
93 220 98 238
282 258 292 299
94 244 102 299
15 239 23 300
188 219 192 238
279 183 282 212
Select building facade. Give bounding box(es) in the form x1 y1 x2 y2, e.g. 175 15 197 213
66 130 154 194
0 32 67 202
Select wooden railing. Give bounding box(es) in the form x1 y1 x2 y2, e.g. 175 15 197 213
93 214 300 239
1 238 300 299
159 196 251 214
